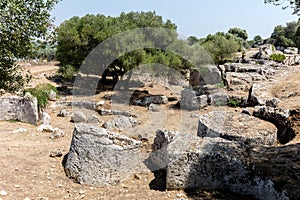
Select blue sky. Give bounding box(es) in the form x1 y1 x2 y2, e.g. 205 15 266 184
51 0 298 39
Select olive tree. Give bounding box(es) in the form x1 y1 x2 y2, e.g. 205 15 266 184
0 0 59 92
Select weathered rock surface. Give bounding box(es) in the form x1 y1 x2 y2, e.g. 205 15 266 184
166 133 299 200
248 83 278 107
134 95 168 106
54 100 96 110
41 112 51 125
253 106 295 144
0 95 38 125
180 89 208 110
103 116 135 131
198 111 277 145
64 123 143 187
148 103 161 112
208 92 228 107
71 110 87 123
98 108 135 117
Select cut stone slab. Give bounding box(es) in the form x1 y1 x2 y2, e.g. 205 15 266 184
63 123 143 187
166 133 295 200
0 95 38 125
197 111 277 145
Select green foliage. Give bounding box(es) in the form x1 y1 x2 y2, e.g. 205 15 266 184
265 0 300 15
215 82 225 88
56 11 201 82
58 64 77 80
0 0 59 92
8 119 20 123
269 53 286 62
56 11 178 71
24 83 57 110
270 22 297 48
200 32 241 65
227 99 241 108
228 27 248 41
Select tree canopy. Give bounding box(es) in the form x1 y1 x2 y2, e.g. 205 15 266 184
198 32 241 65
0 0 59 92
56 12 200 82
265 0 300 15
268 21 300 48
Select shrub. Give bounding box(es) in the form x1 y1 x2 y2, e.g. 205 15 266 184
57 64 77 80
227 99 241 107
24 83 57 110
269 54 286 63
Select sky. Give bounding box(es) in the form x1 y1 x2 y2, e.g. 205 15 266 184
51 0 299 40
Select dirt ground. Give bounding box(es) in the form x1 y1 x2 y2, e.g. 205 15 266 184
0 62 300 200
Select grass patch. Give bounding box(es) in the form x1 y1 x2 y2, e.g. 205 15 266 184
24 83 57 110
227 99 241 107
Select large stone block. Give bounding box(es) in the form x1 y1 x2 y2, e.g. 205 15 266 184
198 111 277 145
63 123 143 187
166 133 292 200
0 95 38 125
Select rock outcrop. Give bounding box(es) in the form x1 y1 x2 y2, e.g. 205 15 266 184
198 111 277 145
0 95 38 125
63 123 143 187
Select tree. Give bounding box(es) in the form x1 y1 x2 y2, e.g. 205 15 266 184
56 12 184 82
187 36 199 46
253 35 263 46
265 0 300 15
0 0 59 92
228 27 248 41
200 32 240 65
270 23 297 48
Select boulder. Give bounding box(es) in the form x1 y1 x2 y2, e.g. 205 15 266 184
166 133 296 200
253 106 295 144
0 95 38 125
71 110 87 123
253 44 274 59
198 111 277 145
63 123 142 187
180 89 198 110
208 92 228 106
248 83 276 106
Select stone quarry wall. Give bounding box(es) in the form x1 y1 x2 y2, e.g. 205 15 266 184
0 95 39 125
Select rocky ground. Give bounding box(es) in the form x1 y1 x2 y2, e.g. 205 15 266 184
0 55 300 199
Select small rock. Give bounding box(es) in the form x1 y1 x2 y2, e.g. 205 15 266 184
57 109 70 117
96 100 105 106
71 110 87 123
48 90 56 101
148 103 161 112
12 128 27 134
49 128 64 139
37 125 53 132
0 190 7 196
14 185 20 188
49 149 63 157
23 197 30 200
41 112 51 125
79 190 85 195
